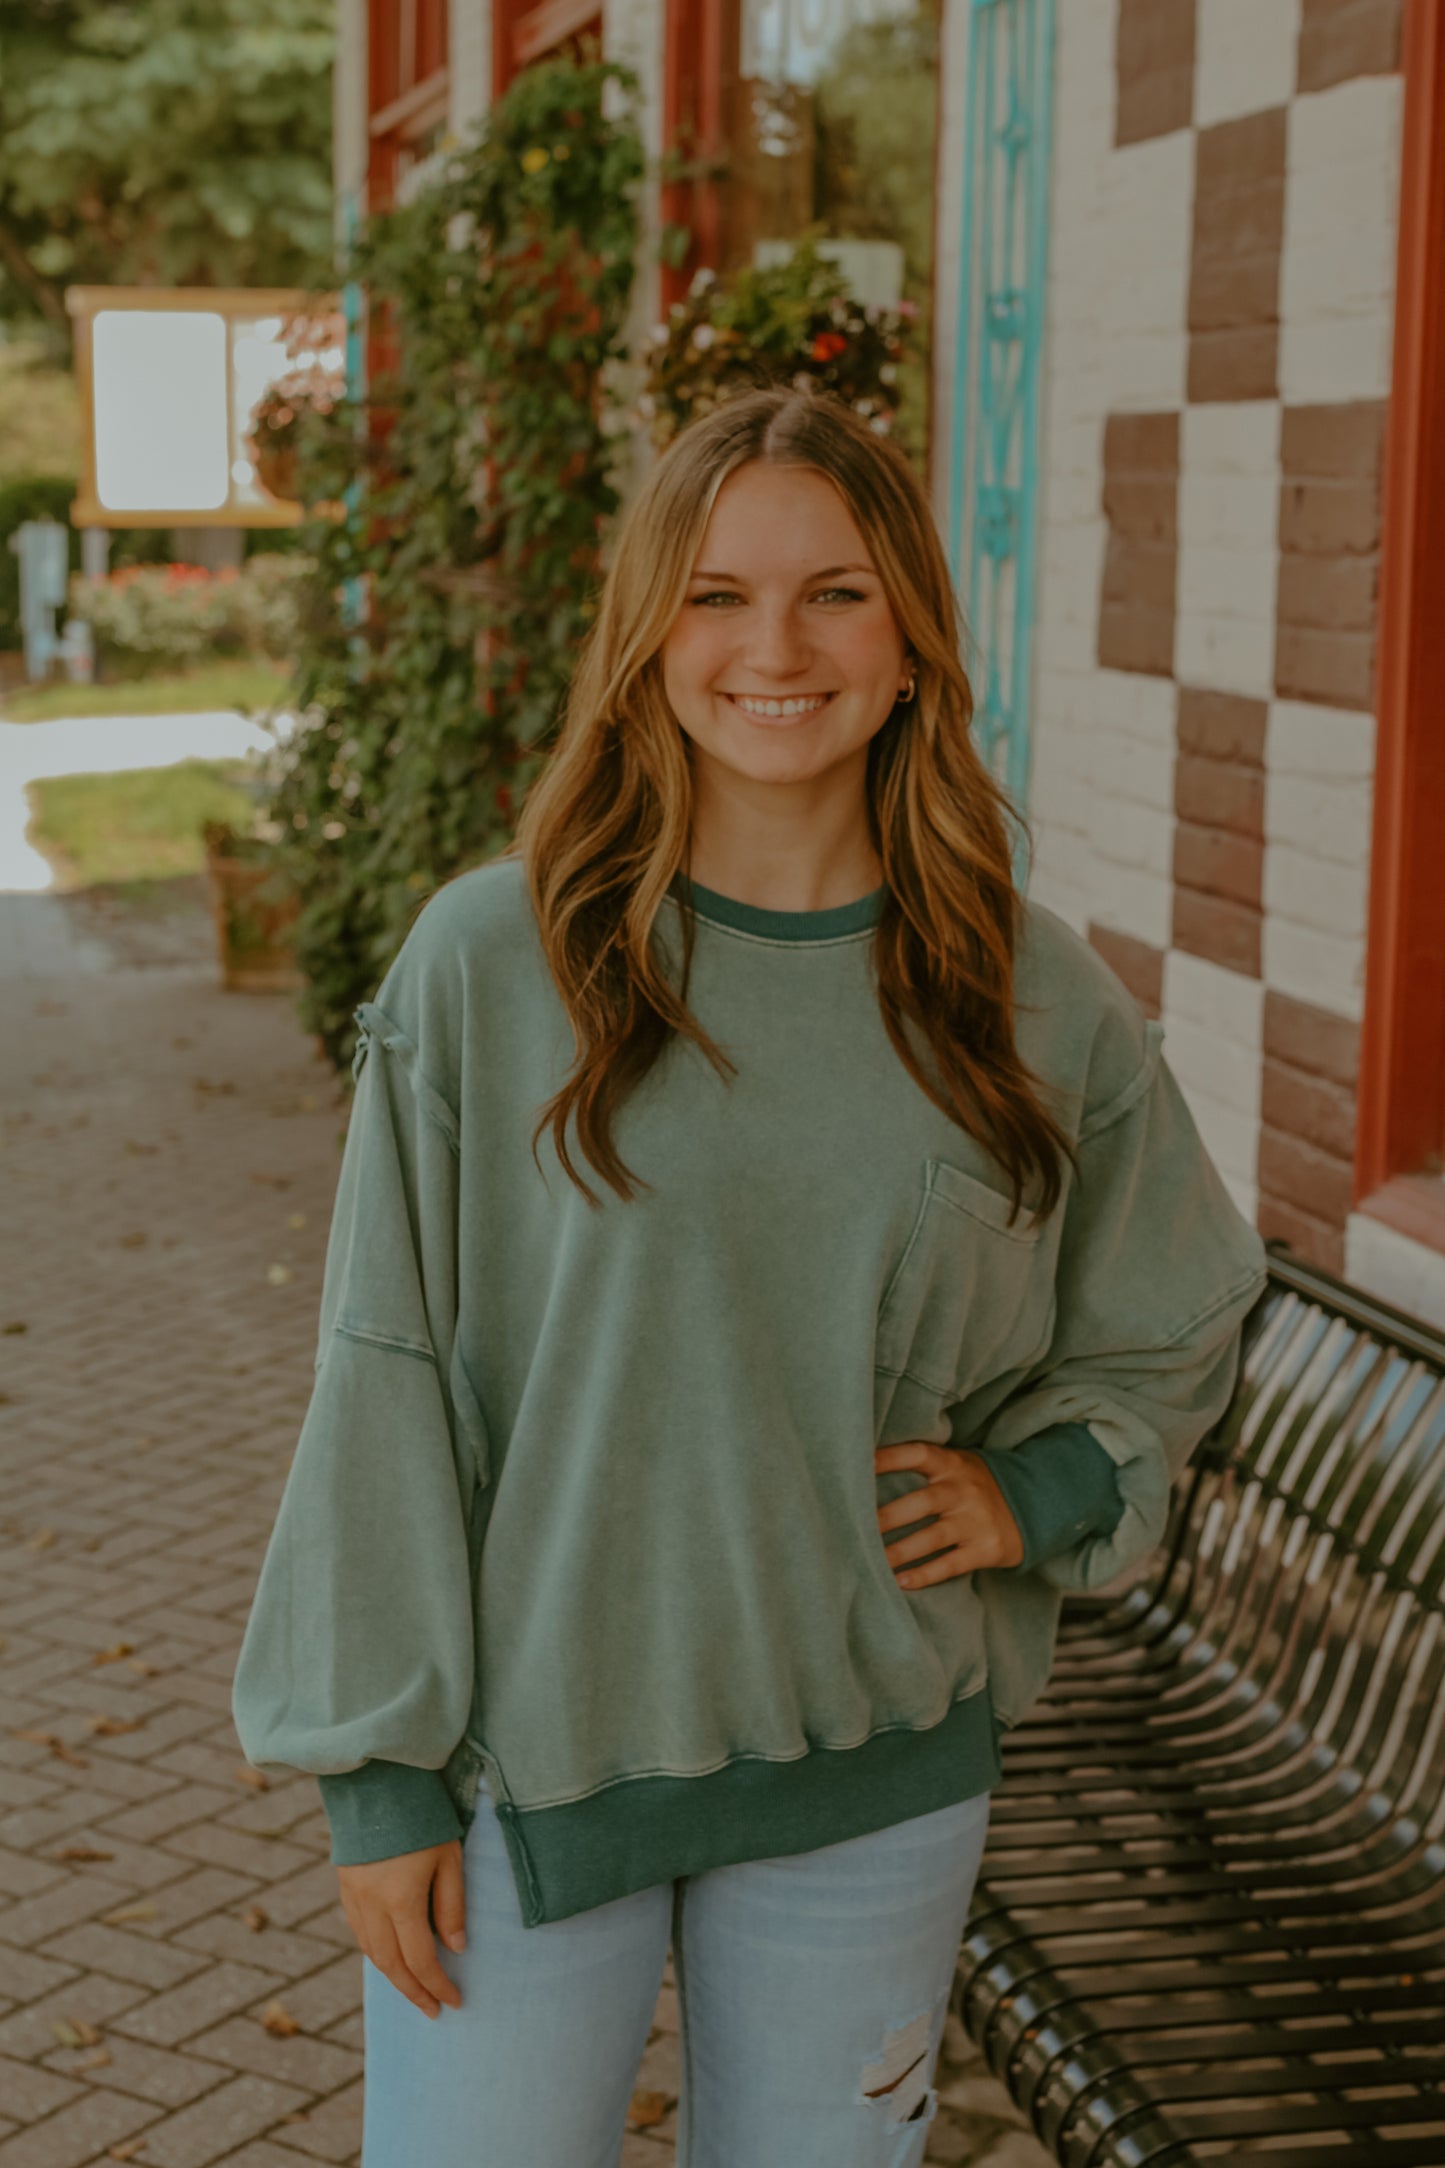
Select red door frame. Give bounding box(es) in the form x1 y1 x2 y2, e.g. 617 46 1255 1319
660 0 738 312
493 0 604 100
1356 0 1445 1244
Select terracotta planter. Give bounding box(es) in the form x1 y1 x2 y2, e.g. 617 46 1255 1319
202 822 304 992
254 442 299 503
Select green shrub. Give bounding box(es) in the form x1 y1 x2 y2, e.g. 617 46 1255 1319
68 553 310 678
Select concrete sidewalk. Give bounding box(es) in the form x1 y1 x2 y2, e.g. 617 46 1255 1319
0 887 1050 2168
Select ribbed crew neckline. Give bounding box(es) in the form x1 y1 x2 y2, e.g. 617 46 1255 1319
666 872 887 942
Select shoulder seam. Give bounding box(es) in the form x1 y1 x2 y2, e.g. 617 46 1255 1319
1078 1018 1165 1144
352 1000 461 1156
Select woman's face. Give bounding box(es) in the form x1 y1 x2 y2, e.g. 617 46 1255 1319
659 460 911 796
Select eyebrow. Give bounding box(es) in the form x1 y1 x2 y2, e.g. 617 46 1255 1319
687 563 876 583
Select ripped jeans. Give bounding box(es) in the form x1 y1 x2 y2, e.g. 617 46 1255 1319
361 1775 992 2168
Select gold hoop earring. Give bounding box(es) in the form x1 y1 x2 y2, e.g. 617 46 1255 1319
897 668 917 706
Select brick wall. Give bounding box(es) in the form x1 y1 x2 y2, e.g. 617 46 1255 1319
1017 0 1441 1315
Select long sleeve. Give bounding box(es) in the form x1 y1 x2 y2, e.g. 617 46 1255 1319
957 1018 1267 1597
232 996 489 1865
971 1422 1126 1573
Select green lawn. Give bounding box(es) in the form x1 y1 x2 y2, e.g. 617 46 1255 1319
25 758 260 890
3 658 292 723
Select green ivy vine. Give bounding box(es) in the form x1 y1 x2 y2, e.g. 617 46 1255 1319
261 46 645 1070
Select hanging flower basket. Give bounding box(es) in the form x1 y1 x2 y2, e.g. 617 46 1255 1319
202 820 303 991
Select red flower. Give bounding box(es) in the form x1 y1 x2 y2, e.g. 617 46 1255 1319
810 331 847 362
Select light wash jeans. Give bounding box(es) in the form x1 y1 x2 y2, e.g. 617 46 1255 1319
361 1774 992 2168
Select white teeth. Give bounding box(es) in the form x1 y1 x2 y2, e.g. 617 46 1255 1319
727 693 832 718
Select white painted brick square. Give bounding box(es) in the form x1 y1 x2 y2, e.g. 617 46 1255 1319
1263 916 1367 1021
1184 402 1283 477
1163 948 1266 1052
1176 1087 1262 1194
1264 770 1373 866
1177 405 1281 701
1346 1212 1445 1333
1090 856 1173 950
1265 840 1371 941
1089 724 1175 815
1196 0 1300 128
1268 700 1376 780
1096 668 1177 751
1280 76 1404 403
1157 1012 1263 1113
1094 795 1175 879
1175 603 1277 701
1222 1169 1261 1225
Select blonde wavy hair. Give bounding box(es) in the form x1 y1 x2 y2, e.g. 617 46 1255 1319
502 383 1076 1221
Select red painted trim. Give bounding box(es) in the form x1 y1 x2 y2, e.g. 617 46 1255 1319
1357 0 1445 1198
660 0 736 312
1356 1174 1445 1258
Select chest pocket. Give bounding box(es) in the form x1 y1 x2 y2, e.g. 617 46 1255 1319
875 1157 1055 1402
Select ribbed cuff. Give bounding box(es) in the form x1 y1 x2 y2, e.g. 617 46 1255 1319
318 1759 463 1866
974 1422 1125 1574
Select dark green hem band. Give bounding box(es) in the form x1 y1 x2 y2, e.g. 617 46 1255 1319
320 1758 462 1866
482 1682 1002 1928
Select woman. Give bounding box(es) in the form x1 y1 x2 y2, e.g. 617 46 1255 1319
233 384 1266 2166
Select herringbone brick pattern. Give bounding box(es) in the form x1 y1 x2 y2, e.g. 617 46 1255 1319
0 887 1048 2168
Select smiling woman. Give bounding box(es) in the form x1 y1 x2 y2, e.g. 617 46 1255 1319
232 382 1267 2168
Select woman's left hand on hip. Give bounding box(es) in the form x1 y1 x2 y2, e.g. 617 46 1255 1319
874 1440 1024 1588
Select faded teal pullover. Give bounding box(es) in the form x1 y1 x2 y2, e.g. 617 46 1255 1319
232 856 1267 1926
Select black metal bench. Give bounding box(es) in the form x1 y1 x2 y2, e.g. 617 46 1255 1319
957 1246 1445 2167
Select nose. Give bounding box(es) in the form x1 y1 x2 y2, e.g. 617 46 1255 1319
739 604 815 680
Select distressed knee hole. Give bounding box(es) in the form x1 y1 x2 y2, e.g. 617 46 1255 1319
859 2008 934 2126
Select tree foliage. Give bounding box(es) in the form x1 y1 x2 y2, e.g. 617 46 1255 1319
0 0 334 345
259 47 645 1070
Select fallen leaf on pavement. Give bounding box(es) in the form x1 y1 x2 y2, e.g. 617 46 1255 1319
123 1141 159 1156
52 2015 104 2047
12 1729 86 1767
117 1232 148 1249
627 2088 675 2130
2 1320 27 1334
88 1715 145 1736
55 1844 114 1862
25 1526 56 1550
234 1763 270 1790
127 1658 162 1676
92 1643 135 1666
109 2142 146 2161
74 2046 112 2071
242 1903 269 1932
266 1264 293 1286
102 1900 158 1925
287 1211 307 1229
261 1999 300 2037
250 1171 293 1187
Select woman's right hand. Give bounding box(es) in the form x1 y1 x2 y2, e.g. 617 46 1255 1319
337 1840 466 2018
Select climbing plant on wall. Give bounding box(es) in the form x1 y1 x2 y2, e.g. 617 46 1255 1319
261 48 645 1069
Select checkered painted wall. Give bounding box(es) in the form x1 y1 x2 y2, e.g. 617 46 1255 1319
1024 0 1406 1280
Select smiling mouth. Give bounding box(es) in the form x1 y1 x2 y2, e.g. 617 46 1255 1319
721 691 838 718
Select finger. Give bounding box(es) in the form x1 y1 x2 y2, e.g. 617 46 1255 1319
893 1540 974 1588
432 1842 466 1954
370 1914 443 2020
876 1483 947 1534
397 1902 462 2012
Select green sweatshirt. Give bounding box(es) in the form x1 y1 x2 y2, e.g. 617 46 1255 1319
232 856 1266 1926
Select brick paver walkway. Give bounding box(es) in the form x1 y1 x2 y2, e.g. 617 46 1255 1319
0 884 1052 2168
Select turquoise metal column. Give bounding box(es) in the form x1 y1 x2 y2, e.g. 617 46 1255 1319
946 0 1056 831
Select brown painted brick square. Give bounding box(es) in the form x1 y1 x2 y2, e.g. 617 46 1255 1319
1298 0 1404 95
1116 0 1197 145
1278 478 1381 555
1258 1127 1355 1228
1257 1193 1346 1273
1087 924 1165 1019
1275 623 1378 708
1188 326 1279 405
1175 753 1265 836
1262 1057 1358 1163
1276 551 1379 632
1264 988 1361 1087
1177 688 1269 765
1281 400 1386 478
1104 410 1182 478
1173 821 1264 908
1099 411 1179 677
1172 888 1262 976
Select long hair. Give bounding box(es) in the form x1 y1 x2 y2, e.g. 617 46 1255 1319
503 383 1077 1222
